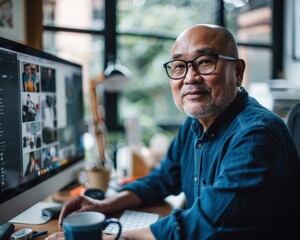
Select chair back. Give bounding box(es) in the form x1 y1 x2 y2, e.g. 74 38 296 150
287 102 300 157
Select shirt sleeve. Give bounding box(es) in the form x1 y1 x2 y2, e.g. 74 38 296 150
151 125 289 239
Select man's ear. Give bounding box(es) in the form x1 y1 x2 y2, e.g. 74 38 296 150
235 59 246 86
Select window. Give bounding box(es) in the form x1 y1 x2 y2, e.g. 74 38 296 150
43 0 104 30
42 0 281 146
224 0 273 87
43 0 105 121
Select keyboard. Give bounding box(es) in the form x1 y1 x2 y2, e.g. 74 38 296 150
104 210 159 235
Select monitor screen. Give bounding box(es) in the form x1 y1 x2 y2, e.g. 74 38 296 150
0 37 85 224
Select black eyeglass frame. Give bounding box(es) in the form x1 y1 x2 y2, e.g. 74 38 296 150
163 53 238 80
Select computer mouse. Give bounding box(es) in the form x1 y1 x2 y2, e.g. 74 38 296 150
84 188 105 200
41 205 63 220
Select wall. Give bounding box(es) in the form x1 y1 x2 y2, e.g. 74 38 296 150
0 0 42 49
284 0 300 87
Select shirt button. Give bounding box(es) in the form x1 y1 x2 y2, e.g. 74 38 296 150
211 133 215 138
197 143 202 148
194 177 198 183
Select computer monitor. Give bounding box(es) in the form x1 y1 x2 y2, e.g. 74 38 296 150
0 37 85 224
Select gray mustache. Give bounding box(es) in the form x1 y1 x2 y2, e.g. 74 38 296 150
180 86 211 97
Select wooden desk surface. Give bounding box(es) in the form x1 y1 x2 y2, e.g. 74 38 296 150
14 197 175 239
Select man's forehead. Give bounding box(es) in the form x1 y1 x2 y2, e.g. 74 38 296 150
171 47 215 59
171 26 223 58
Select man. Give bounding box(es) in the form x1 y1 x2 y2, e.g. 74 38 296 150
47 24 300 240
22 94 36 122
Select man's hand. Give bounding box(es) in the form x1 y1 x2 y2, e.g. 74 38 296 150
58 195 107 226
45 232 64 240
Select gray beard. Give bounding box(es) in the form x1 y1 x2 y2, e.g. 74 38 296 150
182 90 236 120
183 102 221 119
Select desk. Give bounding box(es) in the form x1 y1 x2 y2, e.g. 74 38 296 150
13 194 177 239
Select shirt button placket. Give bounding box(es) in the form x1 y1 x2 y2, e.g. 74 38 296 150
194 139 203 197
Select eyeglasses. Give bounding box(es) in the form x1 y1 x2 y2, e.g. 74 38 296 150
163 53 238 80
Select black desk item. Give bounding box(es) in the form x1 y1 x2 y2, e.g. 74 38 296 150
0 222 15 240
84 189 105 200
41 205 63 220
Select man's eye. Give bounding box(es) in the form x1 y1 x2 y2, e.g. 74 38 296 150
198 58 214 65
172 62 186 70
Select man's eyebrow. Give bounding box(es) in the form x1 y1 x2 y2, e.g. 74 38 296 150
195 48 214 54
171 53 182 60
171 48 215 60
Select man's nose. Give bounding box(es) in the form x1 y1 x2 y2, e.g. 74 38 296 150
184 64 202 83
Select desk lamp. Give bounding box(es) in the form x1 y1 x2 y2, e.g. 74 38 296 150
89 58 131 167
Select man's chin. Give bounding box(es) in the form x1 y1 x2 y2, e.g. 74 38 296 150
183 107 207 119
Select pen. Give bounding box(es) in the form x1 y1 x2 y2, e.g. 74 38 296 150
31 230 48 239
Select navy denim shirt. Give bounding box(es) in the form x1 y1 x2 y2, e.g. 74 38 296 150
122 88 300 239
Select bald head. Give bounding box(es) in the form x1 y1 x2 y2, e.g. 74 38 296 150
171 24 239 59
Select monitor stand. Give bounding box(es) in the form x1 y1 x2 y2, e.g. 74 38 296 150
9 202 63 225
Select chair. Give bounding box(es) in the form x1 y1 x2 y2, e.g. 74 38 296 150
286 102 300 157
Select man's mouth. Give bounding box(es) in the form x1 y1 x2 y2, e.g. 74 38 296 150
181 87 211 99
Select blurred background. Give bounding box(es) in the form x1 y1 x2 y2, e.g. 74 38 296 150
3 0 300 168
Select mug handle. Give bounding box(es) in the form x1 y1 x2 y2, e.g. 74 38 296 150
104 218 122 240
